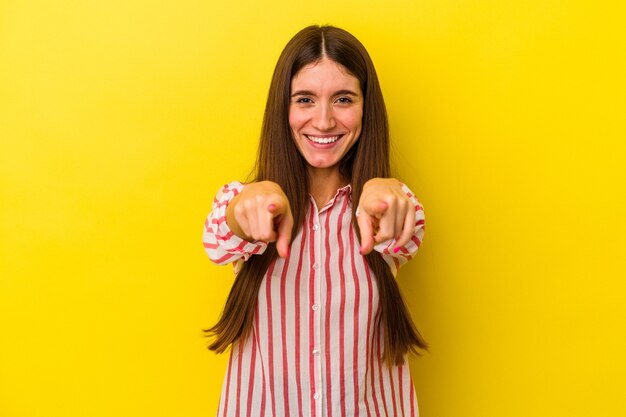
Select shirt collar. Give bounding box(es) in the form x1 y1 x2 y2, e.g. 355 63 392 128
315 183 353 213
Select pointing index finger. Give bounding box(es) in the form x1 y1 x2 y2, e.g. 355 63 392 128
357 211 376 255
275 208 293 258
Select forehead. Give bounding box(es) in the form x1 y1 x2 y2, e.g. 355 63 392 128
291 58 361 93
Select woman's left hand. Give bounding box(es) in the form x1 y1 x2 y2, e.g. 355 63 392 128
357 178 416 255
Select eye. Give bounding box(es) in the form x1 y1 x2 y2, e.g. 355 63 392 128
296 97 313 103
336 97 353 103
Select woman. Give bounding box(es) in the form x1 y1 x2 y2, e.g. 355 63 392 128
203 25 427 417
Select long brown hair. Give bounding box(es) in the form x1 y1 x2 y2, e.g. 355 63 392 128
206 25 427 366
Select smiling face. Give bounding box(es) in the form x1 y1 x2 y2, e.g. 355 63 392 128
289 57 363 178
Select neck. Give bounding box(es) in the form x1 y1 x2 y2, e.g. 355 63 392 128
307 166 348 210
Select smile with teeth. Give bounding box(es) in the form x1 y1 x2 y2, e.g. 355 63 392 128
305 134 342 144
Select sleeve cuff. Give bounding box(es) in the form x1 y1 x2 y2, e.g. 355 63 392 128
213 181 268 260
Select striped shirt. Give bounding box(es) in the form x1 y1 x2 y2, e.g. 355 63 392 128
203 181 425 417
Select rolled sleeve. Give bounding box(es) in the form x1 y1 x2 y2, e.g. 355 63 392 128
202 181 267 267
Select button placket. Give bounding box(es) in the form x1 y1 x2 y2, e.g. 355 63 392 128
311 205 324 415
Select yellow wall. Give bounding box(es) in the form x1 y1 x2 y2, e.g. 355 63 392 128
1 1 624 416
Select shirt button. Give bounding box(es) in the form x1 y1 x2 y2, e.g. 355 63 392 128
313 393 320 400
312 304 319 311
312 263 319 270
312 224 320 231
312 348 319 355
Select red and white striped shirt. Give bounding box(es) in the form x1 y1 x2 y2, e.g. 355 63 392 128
203 181 425 417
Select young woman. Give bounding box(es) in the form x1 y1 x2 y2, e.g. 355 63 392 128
203 25 427 417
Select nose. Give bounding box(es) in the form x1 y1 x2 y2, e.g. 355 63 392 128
312 103 336 131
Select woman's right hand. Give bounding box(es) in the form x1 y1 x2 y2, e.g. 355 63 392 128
226 181 294 258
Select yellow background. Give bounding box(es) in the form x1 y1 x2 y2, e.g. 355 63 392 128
1 0 624 416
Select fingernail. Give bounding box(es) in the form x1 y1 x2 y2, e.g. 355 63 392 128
393 247 401 253
359 246 364 255
268 204 276 210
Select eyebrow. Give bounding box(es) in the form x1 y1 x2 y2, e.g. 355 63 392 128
290 89 359 97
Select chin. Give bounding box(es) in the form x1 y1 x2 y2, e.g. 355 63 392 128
309 159 337 169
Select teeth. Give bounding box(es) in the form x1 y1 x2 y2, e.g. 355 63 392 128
306 135 340 144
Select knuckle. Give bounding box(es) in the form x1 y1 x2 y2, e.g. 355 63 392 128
260 231 275 241
242 199 254 210
385 197 397 208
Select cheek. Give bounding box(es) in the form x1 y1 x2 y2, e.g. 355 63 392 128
288 108 306 132
345 110 363 133
354 116 363 132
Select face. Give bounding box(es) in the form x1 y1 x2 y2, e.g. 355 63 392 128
289 57 363 175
